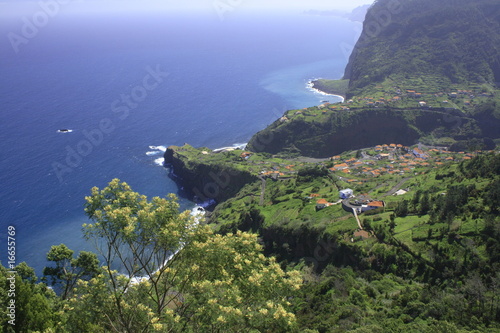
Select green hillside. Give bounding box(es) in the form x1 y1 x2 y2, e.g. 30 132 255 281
247 0 500 157
3 1 500 331
344 0 500 96
209 151 500 331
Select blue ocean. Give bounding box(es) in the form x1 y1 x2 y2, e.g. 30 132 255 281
0 10 360 273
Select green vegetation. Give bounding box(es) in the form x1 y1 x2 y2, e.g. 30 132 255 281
3 0 500 331
311 79 350 97
345 0 500 96
248 0 500 157
1 180 302 332
246 105 499 157
3 154 499 332
209 152 500 332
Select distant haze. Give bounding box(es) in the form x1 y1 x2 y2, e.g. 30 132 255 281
1 0 374 16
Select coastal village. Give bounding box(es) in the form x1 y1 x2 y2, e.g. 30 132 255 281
214 142 494 216
288 79 498 119
171 135 497 246
237 143 486 183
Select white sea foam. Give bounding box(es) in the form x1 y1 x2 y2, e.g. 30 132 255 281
149 145 167 152
212 142 247 153
191 205 206 223
306 78 345 103
154 157 165 166
147 146 168 165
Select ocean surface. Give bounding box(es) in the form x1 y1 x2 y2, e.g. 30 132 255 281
0 10 361 273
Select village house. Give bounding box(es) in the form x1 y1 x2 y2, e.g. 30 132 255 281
333 163 349 170
240 152 252 160
413 148 429 159
378 153 390 160
394 189 408 196
340 189 354 199
362 201 385 212
316 199 333 211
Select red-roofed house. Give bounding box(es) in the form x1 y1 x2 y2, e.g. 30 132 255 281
316 199 331 210
334 163 349 170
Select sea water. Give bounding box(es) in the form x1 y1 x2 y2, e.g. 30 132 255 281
0 10 360 273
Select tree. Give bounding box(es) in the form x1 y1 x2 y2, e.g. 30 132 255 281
418 193 431 216
79 179 302 332
0 263 58 332
394 200 409 217
411 190 422 212
83 179 197 332
43 244 99 300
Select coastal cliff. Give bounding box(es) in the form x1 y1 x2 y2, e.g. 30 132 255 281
344 0 500 97
246 0 500 157
246 107 489 158
164 144 259 204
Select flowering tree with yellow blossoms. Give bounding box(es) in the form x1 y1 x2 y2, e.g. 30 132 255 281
65 179 302 332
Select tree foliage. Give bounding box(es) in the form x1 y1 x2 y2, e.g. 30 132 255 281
75 179 301 332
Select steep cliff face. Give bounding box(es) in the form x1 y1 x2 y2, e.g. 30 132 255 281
164 145 259 204
247 108 480 158
344 0 500 96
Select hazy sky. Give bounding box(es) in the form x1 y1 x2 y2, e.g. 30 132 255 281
2 0 375 17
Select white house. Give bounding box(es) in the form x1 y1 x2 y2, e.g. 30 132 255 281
339 189 354 199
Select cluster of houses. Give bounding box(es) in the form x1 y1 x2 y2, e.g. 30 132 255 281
286 84 494 118
327 144 479 182
336 85 495 110
363 96 392 107
407 88 495 109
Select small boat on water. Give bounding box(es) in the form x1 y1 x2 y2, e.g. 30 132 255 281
57 129 73 133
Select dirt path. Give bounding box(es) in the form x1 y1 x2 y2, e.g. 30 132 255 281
352 208 363 230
